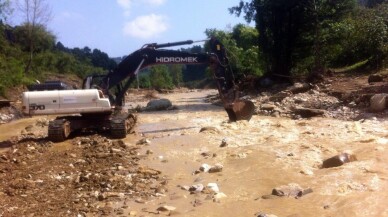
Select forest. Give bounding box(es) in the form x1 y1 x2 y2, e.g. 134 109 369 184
0 0 386 97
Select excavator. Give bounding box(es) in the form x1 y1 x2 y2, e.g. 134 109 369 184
22 37 255 142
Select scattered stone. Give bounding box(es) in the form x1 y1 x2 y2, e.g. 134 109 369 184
368 74 384 83
220 138 228 147
129 211 138 216
178 185 190 191
322 153 357 168
156 205 176 213
256 212 278 217
370 94 387 112
189 184 204 193
213 192 227 201
261 104 277 111
296 188 313 198
199 164 211 172
199 127 220 133
207 183 220 193
292 107 325 118
209 163 223 173
261 194 279 200
271 183 307 198
288 83 311 94
136 138 151 145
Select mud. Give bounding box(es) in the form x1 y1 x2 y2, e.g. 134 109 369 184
0 74 388 217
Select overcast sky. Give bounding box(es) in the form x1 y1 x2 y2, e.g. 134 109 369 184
12 0 250 57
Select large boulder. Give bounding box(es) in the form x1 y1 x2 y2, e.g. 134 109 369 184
144 98 173 111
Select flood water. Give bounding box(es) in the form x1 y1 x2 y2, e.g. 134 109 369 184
1 89 387 216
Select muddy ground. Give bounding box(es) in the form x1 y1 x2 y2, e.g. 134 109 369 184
0 73 388 217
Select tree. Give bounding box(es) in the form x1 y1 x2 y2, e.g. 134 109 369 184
169 65 183 87
205 26 262 77
149 65 174 89
15 0 52 74
230 0 356 81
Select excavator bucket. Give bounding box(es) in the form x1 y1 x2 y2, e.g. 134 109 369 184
225 99 255 122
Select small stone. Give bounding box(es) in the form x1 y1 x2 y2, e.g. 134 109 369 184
136 138 151 145
199 127 220 133
213 192 227 201
159 205 176 211
271 183 303 197
189 184 204 193
156 205 176 214
209 163 223 173
199 164 211 172
220 138 228 147
261 195 279 200
129 211 138 216
207 183 220 193
322 153 357 168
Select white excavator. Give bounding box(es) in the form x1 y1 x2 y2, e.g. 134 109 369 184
22 37 255 142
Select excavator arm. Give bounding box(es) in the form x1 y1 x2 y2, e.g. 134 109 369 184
84 38 254 121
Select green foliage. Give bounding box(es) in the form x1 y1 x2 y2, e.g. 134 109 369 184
230 0 358 78
149 65 174 89
0 21 111 97
205 25 263 77
138 74 151 88
168 65 183 87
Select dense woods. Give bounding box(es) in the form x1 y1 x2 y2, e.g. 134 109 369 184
0 0 387 96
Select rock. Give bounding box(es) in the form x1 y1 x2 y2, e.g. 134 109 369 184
199 163 211 172
322 153 357 168
368 74 384 83
271 183 303 197
370 94 387 112
261 194 279 200
156 205 176 215
199 127 220 133
157 205 176 212
207 183 220 193
136 138 151 145
261 104 277 111
209 163 223 173
292 107 325 118
213 192 227 201
189 184 204 193
220 138 228 147
288 83 311 94
144 98 172 111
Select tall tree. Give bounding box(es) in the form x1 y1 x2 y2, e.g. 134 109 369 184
15 0 52 74
230 0 356 81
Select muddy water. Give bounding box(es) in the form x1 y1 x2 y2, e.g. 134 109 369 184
126 89 388 217
1 89 387 216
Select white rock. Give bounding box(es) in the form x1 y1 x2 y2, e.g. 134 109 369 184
207 183 220 193
200 163 211 172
